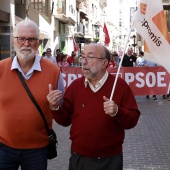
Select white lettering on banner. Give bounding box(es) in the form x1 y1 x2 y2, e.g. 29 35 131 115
136 73 145 88
61 67 169 95
125 73 134 84
62 73 82 87
145 72 156 87
125 72 167 88
157 72 166 87
68 74 77 87
62 73 66 87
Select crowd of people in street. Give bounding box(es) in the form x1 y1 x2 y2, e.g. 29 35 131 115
120 47 170 101
42 49 81 68
41 45 170 101
1 18 168 170
41 48 119 69
0 19 141 170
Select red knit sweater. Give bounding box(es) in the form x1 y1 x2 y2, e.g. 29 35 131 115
53 74 140 157
0 57 60 149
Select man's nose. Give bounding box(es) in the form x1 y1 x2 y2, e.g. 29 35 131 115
23 39 31 46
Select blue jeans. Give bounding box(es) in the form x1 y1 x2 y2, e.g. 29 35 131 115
0 142 48 170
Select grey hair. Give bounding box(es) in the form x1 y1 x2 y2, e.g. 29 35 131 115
103 46 111 63
13 19 39 38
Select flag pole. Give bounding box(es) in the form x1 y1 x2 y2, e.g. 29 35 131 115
109 10 137 100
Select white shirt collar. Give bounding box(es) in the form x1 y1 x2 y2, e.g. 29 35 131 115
84 71 109 92
11 55 42 80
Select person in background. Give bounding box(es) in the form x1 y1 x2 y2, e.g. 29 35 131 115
122 48 137 67
44 48 58 65
144 59 157 100
71 56 82 67
167 90 170 101
108 52 119 68
0 19 64 170
58 53 69 68
42 51 47 57
162 88 170 100
133 52 137 59
136 51 145 67
113 52 120 67
56 49 62 63
108 53 116 67
67 51 76 66
47 43 140 170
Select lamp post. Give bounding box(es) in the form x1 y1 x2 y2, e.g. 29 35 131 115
131 35 137 52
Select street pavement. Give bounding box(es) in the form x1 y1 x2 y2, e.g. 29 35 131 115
47 96 170 170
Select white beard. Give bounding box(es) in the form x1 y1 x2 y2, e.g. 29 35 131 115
16 47 36 61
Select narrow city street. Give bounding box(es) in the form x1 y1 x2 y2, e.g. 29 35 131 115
48 96 170 170
1 1 170 170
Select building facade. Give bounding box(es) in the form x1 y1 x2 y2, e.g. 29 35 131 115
0 0 107 59
0 0 169 60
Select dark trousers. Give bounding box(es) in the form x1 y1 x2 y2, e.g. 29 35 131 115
69 152 123 170
0 142 48 170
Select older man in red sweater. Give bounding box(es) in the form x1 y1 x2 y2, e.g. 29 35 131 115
66 51 76 66
47 43 141 170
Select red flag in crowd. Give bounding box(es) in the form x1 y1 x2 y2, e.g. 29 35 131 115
73 36 79 52
103 22 110 45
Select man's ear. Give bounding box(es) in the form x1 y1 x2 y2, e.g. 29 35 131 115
12 37 14 45
102 59 109 68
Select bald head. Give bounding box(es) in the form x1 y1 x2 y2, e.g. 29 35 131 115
83 43 111 62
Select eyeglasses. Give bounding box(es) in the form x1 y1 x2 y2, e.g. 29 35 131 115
14 37 38 45
80 55 106 63
47 50 51 52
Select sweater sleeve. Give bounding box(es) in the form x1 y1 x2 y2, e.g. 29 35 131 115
53 82 74 126
114 79 141 129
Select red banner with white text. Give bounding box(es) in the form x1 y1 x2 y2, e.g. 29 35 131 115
61 67 170 96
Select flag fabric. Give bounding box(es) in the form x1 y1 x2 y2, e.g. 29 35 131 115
133 0 170 73
73 36 79 52
118 48 123 58
103 22 110 45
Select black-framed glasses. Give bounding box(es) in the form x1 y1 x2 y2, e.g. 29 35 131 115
80 55 106 63
14 37 38 45
47 50 51 52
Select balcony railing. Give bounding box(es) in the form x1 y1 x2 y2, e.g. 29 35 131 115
76 23 85 35
54 2 76 25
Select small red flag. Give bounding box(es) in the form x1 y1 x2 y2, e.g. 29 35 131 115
73 37 79 52
103 23 110 45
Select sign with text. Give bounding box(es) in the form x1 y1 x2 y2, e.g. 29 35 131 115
61 67 170 96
